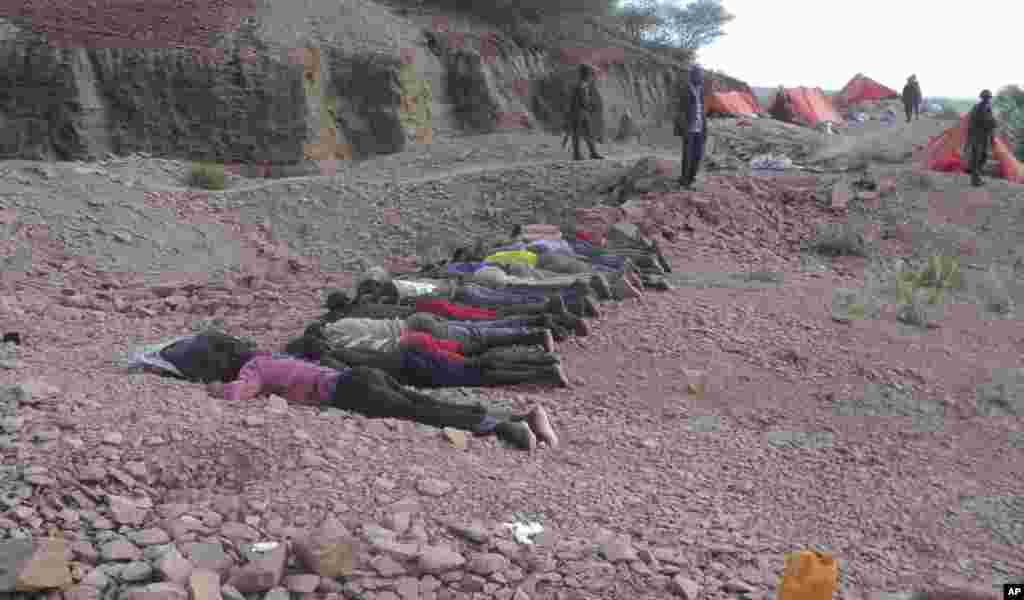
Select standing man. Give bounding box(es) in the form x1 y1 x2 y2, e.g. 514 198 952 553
567 63 603 161
965 89 997 187
675 65 708 189
902 75 922 123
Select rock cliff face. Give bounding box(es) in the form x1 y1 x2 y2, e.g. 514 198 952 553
0 5 751 165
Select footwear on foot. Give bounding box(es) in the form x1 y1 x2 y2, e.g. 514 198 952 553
495 421 537 450
527 405 559 448
573 317 589 336
590 154 604 160
581 296 600 319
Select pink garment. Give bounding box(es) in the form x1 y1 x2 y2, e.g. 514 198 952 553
221 356 343 406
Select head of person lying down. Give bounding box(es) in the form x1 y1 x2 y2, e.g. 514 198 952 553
127 330 260 383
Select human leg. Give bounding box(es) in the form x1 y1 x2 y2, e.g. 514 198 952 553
583 120 603 159
455 283 550 307
335 367 539 450
476 362 569 387
690 131 707 182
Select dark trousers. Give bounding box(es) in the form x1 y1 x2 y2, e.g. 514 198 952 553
332 366 509 432
456 283 581 307
572 117 600 160
681 131 706 185
904 101 919 122
967 139 989 182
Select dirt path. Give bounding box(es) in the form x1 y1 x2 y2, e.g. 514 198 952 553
141 148 687 194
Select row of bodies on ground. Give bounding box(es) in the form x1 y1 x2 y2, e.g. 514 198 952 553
123 222 671 452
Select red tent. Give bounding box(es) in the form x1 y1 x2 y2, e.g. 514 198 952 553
768 87 842 127
837 73 900 105
922 115 1024 182
705 90 762 117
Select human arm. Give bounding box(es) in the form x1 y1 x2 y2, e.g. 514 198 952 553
215 359 265 401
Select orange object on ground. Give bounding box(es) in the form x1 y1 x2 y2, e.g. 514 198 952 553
836 73 900 105
922 115 1024 182
706 90 762 117
776 550 838 600
769 87 842 127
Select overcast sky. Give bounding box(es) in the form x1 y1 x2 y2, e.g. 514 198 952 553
695 0 1020 99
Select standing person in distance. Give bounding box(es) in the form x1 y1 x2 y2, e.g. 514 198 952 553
902 75 922 123
965 89 997 187
676 65 708 189
567 63 604 161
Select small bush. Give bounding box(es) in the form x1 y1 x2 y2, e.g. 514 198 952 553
189 163 226 190
892 255 961 328
896 288 942 328
810 222 869 257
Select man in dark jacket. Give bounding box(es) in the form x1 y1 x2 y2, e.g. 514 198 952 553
676 65 708 189
902 75 922 122
567 63 603 161
966 89 997 187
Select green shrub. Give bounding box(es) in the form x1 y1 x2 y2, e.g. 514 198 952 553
893 255 962 327
189 162 226 190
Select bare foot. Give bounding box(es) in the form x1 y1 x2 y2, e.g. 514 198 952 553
622 279 643 299
626 270 645 290
527 405 559 448
542 329 555 353
554 364 570 387
574 318 590 337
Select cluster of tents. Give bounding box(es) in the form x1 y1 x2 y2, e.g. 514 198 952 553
704 72 1024 183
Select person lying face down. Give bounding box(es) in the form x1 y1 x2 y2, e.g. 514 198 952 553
320 290 590 339
357 268 602 319
285 330 569 389
199 353 558 451
493 234 643 276
317 311 556 357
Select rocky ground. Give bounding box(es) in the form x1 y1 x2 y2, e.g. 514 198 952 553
1 110 1023 600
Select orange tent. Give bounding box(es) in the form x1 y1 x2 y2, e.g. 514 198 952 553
705 90 762 117
836 73 900 105
922 115 1024 182
768 87 842 127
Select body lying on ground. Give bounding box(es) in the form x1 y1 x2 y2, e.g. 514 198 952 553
451 225 672 286
319 291 588 340
445 261 641 301
356 270 601 319
317 312 556 356
127 331 561 450
285 329 569 389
